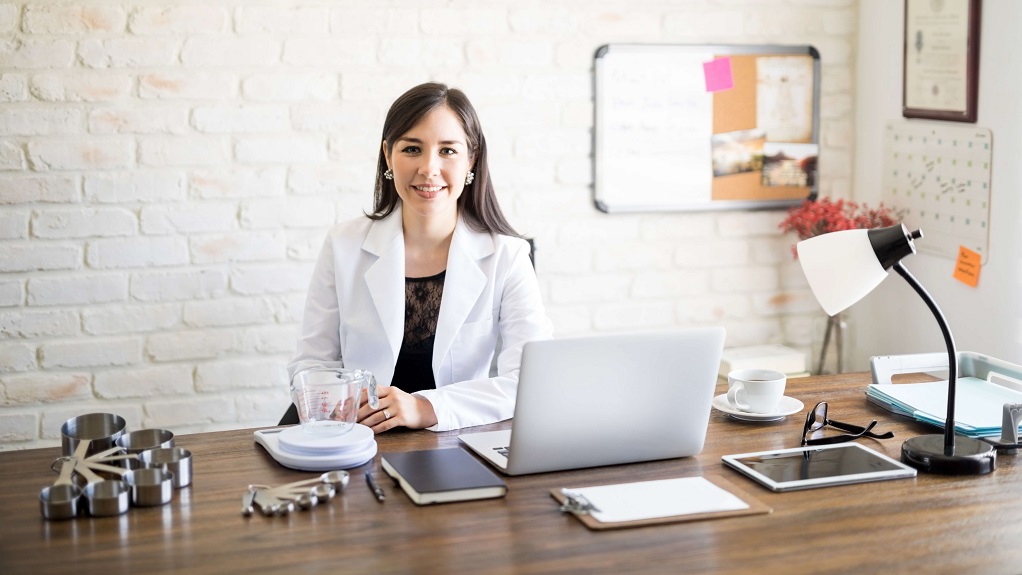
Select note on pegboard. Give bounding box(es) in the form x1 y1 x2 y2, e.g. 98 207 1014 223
882 121 992 264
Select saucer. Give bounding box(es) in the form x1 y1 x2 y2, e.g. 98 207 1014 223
712 394 804 422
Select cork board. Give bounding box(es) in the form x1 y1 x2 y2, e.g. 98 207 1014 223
593 44 820 213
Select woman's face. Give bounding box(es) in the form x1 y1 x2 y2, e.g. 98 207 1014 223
383 105 474 224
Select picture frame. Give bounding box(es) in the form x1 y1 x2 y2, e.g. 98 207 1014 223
902 0 981 123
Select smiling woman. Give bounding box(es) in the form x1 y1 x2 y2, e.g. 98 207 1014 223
286 82 553 435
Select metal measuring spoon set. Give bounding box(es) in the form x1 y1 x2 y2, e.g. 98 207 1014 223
39 413 192 520
242 470 350 517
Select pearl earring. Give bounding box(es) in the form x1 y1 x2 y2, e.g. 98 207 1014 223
384 169 393 180
465 171 475 185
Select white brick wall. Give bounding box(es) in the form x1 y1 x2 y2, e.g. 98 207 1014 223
0 0 856 450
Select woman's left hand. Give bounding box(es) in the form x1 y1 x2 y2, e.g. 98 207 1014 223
357 386 438 433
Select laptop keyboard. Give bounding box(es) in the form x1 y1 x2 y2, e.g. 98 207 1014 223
494 446 509 458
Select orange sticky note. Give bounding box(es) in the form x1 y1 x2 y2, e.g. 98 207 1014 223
953 245 981 287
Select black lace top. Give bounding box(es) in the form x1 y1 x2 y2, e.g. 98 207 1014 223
391 270 445 394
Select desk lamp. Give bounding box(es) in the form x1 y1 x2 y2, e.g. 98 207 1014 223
796 223 995 475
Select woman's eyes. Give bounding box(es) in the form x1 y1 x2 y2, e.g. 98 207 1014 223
399 146 459 156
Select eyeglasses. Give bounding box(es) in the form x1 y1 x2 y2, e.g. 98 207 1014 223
801 401 895 446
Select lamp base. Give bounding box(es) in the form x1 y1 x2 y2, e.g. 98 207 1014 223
901 435 996 475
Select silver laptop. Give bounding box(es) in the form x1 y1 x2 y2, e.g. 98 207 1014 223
459 327 726 475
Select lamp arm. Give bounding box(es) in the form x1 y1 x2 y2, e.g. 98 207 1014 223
892 262 957 452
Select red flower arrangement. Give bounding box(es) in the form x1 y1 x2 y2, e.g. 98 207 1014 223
779 197 903 258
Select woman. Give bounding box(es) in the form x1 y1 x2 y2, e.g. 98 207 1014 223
287 82 552 433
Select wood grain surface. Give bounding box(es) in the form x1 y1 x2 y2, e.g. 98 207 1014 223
2 373 1021 574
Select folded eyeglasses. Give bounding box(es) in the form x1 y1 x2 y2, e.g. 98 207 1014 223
801 401 894 446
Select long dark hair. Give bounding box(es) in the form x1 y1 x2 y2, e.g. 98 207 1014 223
368 82 518 237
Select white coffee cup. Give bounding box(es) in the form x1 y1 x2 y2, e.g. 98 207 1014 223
726 368 787 414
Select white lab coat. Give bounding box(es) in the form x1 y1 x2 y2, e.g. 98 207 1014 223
288 206 552 431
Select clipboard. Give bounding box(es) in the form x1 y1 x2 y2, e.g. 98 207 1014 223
550 474 771 530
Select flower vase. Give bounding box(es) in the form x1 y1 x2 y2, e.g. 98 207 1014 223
812 312 850 375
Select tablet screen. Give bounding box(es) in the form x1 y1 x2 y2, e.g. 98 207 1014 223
722 444 917 491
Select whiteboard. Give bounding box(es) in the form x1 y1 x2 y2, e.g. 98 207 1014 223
593 44 821 213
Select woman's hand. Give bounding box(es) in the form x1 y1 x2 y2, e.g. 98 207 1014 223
357 386 438 433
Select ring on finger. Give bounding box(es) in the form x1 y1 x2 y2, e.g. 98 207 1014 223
383 409 392 420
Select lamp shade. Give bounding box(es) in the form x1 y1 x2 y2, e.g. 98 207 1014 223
796 224 919 316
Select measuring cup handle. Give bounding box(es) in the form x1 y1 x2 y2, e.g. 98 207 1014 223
365 372 379 409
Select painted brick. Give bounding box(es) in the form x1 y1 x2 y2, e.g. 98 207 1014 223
379 38 464 68
194 359 285 392
674 239 751 268
181 38 281 67
235 6 329 35
270 294 307 324
128 6 226 34
145 328 237 362
0 342 36 372
0 39 76 68
239 325 296 355
2 372 92 405
548 275 631 304
0 209 27 238
509 8 580 34
631 270 712 299
84 171 185 203
23 5 125 33
711 266 780 293
139 137 230 167
190 231 287 264
82 303 180 335
0 73 28 101
230 263 314 296
139 72 236 100
183 298 274 328
40 337 140 369
94 364 194 399
0 309 79 338
0 412 37 443
240 197 335 229
86 236 189 269
544 305 592 335
140 202 237 234
89 107 189 135
235 136 328 165
0 279 22 306
0 107 84 136
0 175 77 204
192 105 289 134
235 389 290 425
594 242 674 272
27 139 134 170
282 38 375 67
143 397 237 428
287 165 366 196
29 73 133 102
130 269 228 302
676 295 754 324
79 38 179 68
0 139 24 169
753 290 821 316
592 301 675 331
32 207 136 239
328 7 417 36
0 5 18 33
242 74 337 102
286 230 330 261
0 242 81 272
27 274 126 306
190 168 286 199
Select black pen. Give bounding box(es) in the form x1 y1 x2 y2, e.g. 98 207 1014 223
365 470 385 503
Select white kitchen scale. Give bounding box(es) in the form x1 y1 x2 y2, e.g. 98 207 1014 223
254 424 377 471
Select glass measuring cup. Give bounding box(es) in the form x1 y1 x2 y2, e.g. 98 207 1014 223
290 363 378 436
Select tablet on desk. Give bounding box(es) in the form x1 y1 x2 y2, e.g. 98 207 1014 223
722 443 917 492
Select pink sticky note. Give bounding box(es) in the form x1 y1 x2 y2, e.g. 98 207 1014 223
703 57 734 92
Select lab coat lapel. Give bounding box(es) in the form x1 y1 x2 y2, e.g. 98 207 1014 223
362 208 405 366
433 218 491 374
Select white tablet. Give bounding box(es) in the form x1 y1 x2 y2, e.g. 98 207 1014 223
722 443 917 492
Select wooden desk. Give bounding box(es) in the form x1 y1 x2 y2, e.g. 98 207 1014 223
3 373 1022 574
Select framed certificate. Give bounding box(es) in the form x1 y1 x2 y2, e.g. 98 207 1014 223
902 0 981 122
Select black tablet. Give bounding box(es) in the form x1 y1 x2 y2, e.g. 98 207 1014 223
722 443 917 492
